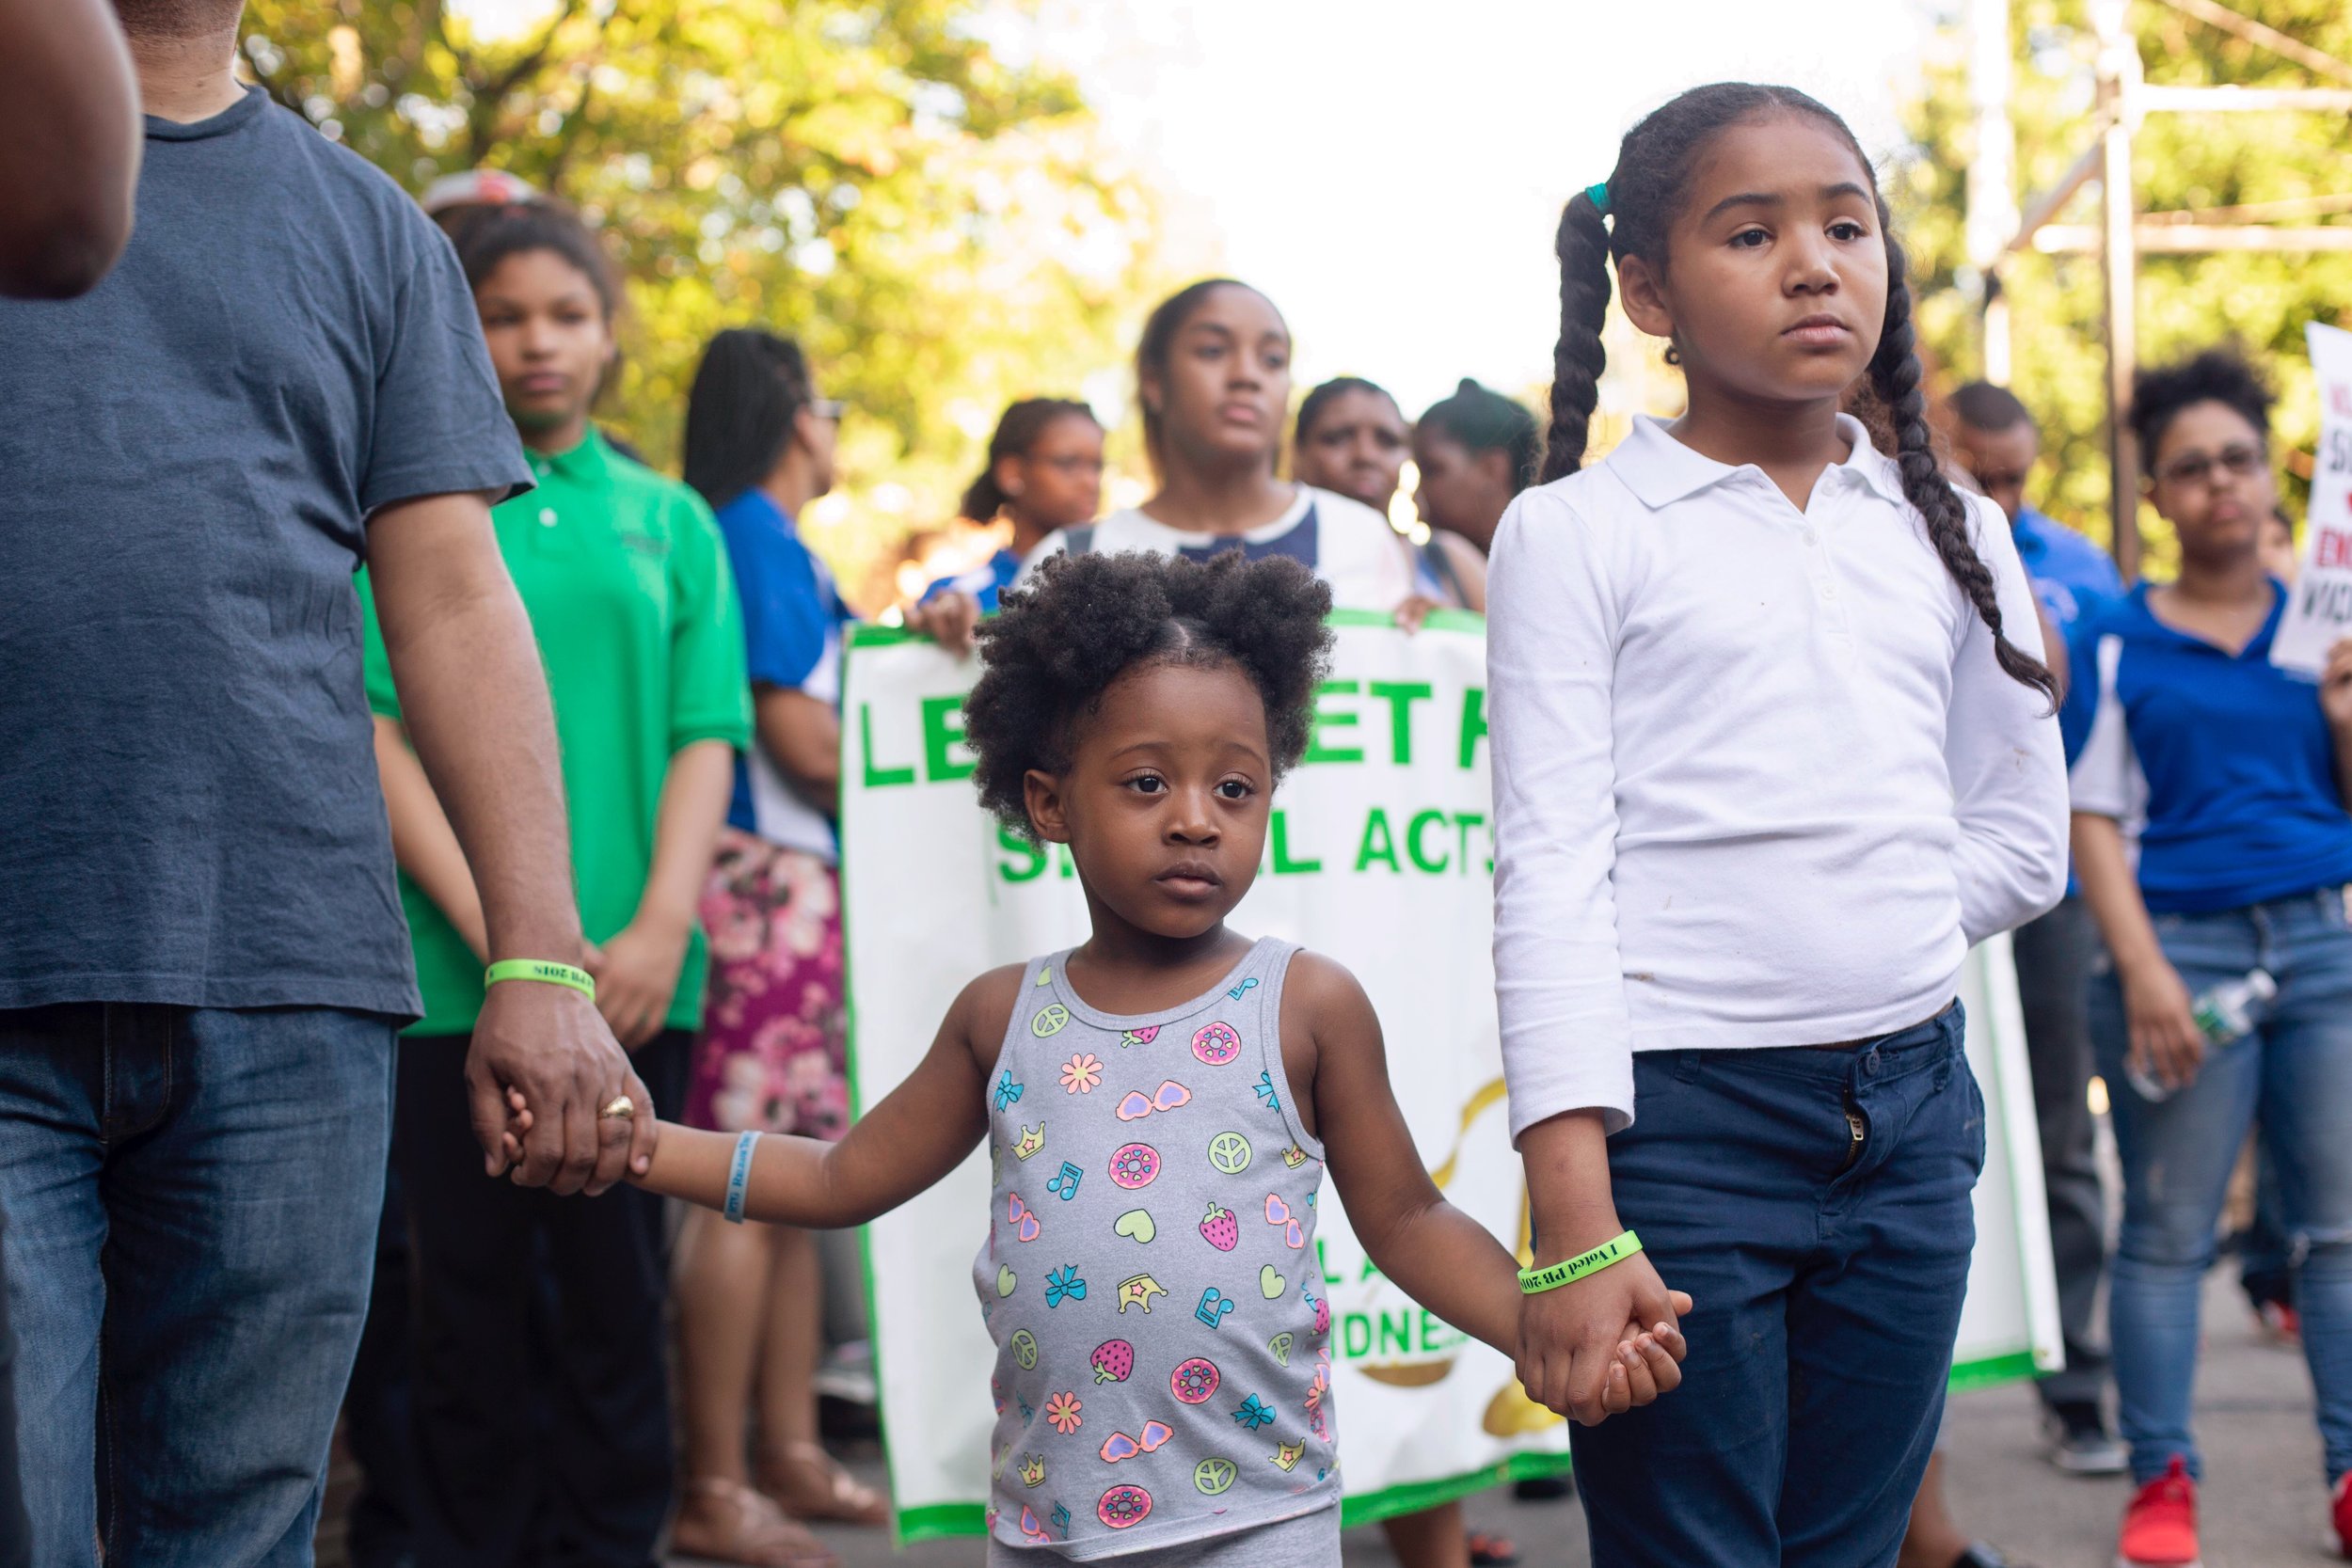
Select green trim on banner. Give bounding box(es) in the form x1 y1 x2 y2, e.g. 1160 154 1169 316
1338 1449 1575 1528
885 1346 2035 1543
850 608 1486 656
1326 605 1486 634
894 1502 989 1544
833 630 905 1544
1947 1349 2042 1395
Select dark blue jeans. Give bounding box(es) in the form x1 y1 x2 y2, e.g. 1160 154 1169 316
2090 889 2352 1485
1568 1006 1983 1568
0 1003 394 1567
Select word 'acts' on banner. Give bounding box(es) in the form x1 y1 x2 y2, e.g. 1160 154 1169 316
837 610 2059 1544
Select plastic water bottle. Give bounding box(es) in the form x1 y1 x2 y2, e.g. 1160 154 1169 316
2125 969 2276 1102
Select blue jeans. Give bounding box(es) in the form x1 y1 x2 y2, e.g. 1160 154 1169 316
2090 888 2352 1485
1567 1006 1982 1568
0 1004 394 1566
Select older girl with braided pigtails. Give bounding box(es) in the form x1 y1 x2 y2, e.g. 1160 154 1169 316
1486 85 2069 1566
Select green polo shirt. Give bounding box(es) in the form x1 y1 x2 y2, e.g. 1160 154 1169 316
358 428 753 1037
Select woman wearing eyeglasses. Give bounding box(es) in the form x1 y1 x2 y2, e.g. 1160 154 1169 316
671 329 878 1566
2065 348 2352 1567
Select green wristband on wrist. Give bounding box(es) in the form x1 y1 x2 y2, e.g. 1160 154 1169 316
484 958 596 1001
1518 1230 1643 1295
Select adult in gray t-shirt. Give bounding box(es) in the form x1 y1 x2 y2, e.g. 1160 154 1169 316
0 6 657 1561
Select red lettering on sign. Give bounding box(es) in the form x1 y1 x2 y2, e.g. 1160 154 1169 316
2318 528 2352 570
2332 385 2352 419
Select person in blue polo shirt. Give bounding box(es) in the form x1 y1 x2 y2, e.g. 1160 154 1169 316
2066 349 2352 1568
931 398 1104 610
1949 381 2130 1479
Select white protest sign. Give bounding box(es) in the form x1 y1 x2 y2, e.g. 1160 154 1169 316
2272 321 2352 676
838 613 2058 1544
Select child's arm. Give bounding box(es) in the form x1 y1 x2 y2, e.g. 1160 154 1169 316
1944 495 2070 942
1291 953 1687 1414
630 965 1014 1227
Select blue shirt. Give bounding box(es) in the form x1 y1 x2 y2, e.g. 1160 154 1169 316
922 546 1021 614
2064 582 2352 913
0 87 530 1016
711 488 853 860
2015 508 2122 897
2013 507 2122 635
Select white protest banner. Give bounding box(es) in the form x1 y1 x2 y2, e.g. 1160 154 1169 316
840 612 2059 1543
2273 321 2352 675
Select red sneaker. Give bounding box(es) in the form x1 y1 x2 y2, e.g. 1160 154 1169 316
2116 1457 2201 1568
2332 1470 2352 1559
2257 1299 2303 1346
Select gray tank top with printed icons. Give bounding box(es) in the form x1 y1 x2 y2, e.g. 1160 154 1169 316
974 937 1339 1560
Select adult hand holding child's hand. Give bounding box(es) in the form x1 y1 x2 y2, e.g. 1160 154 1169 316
468 980 655 1196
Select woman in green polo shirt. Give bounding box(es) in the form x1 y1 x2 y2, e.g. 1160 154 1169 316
356 199 752 1568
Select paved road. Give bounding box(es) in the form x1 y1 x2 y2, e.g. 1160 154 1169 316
745 1271 2325 1568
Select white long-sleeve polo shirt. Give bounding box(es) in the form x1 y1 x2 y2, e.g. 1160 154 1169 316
1487 413 2069 1139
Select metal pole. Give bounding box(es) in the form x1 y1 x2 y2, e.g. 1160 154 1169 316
2094 0 2142 580
1967 0 2018 382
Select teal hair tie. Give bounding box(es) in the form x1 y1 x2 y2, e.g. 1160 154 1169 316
1584 182 1612 216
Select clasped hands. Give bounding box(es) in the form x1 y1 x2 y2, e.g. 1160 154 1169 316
1515 1251 1692 1427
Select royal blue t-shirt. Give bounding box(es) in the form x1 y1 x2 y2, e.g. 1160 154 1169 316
2015 508 2121 897
922 547 1021 615
2064 581 2352 913
2014 507 2122 634
711 487 853 862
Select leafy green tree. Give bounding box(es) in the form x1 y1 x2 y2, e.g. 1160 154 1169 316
1897 0 2352 568
237 0 1163 602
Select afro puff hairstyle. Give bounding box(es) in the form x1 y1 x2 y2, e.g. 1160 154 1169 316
2130 349 2273 475
961 549 1335 841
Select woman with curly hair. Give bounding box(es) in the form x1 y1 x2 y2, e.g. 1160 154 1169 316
600 549 1688 1567
2065 348 2352 1566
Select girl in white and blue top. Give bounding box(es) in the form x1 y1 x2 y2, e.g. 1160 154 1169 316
1487 87 2067 1566
1021 280 1417 616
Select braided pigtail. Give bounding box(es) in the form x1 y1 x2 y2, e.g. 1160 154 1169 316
1539 190 1614 483
1867 216 2058 706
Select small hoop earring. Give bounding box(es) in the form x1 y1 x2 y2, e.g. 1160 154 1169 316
1663 344 1682 368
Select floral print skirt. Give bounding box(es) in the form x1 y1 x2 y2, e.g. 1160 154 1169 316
685 828 850 1139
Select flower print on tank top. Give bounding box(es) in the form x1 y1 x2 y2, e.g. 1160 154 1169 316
974 938 1337 1559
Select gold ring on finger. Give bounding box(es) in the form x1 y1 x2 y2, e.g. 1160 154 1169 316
599 1094 636 1120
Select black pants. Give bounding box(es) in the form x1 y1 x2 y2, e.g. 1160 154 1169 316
2013 896 2111 1408
395 1032 688 1568
344 1161 419 1568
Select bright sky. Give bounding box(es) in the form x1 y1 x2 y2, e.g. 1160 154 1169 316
451 0 1942 423
1034 0 1939 420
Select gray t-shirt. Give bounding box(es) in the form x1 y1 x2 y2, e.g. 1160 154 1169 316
0 87 531 1016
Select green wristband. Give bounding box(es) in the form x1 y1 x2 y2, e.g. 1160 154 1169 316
484 958 596 1001
1518 1230 1643 1295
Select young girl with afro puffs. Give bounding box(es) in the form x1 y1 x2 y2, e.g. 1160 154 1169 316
592 550 1687 1565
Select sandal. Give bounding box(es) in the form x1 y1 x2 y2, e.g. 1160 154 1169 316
670 1478 839 1568
1468 1529 1521 1566
759 1440 891 1528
